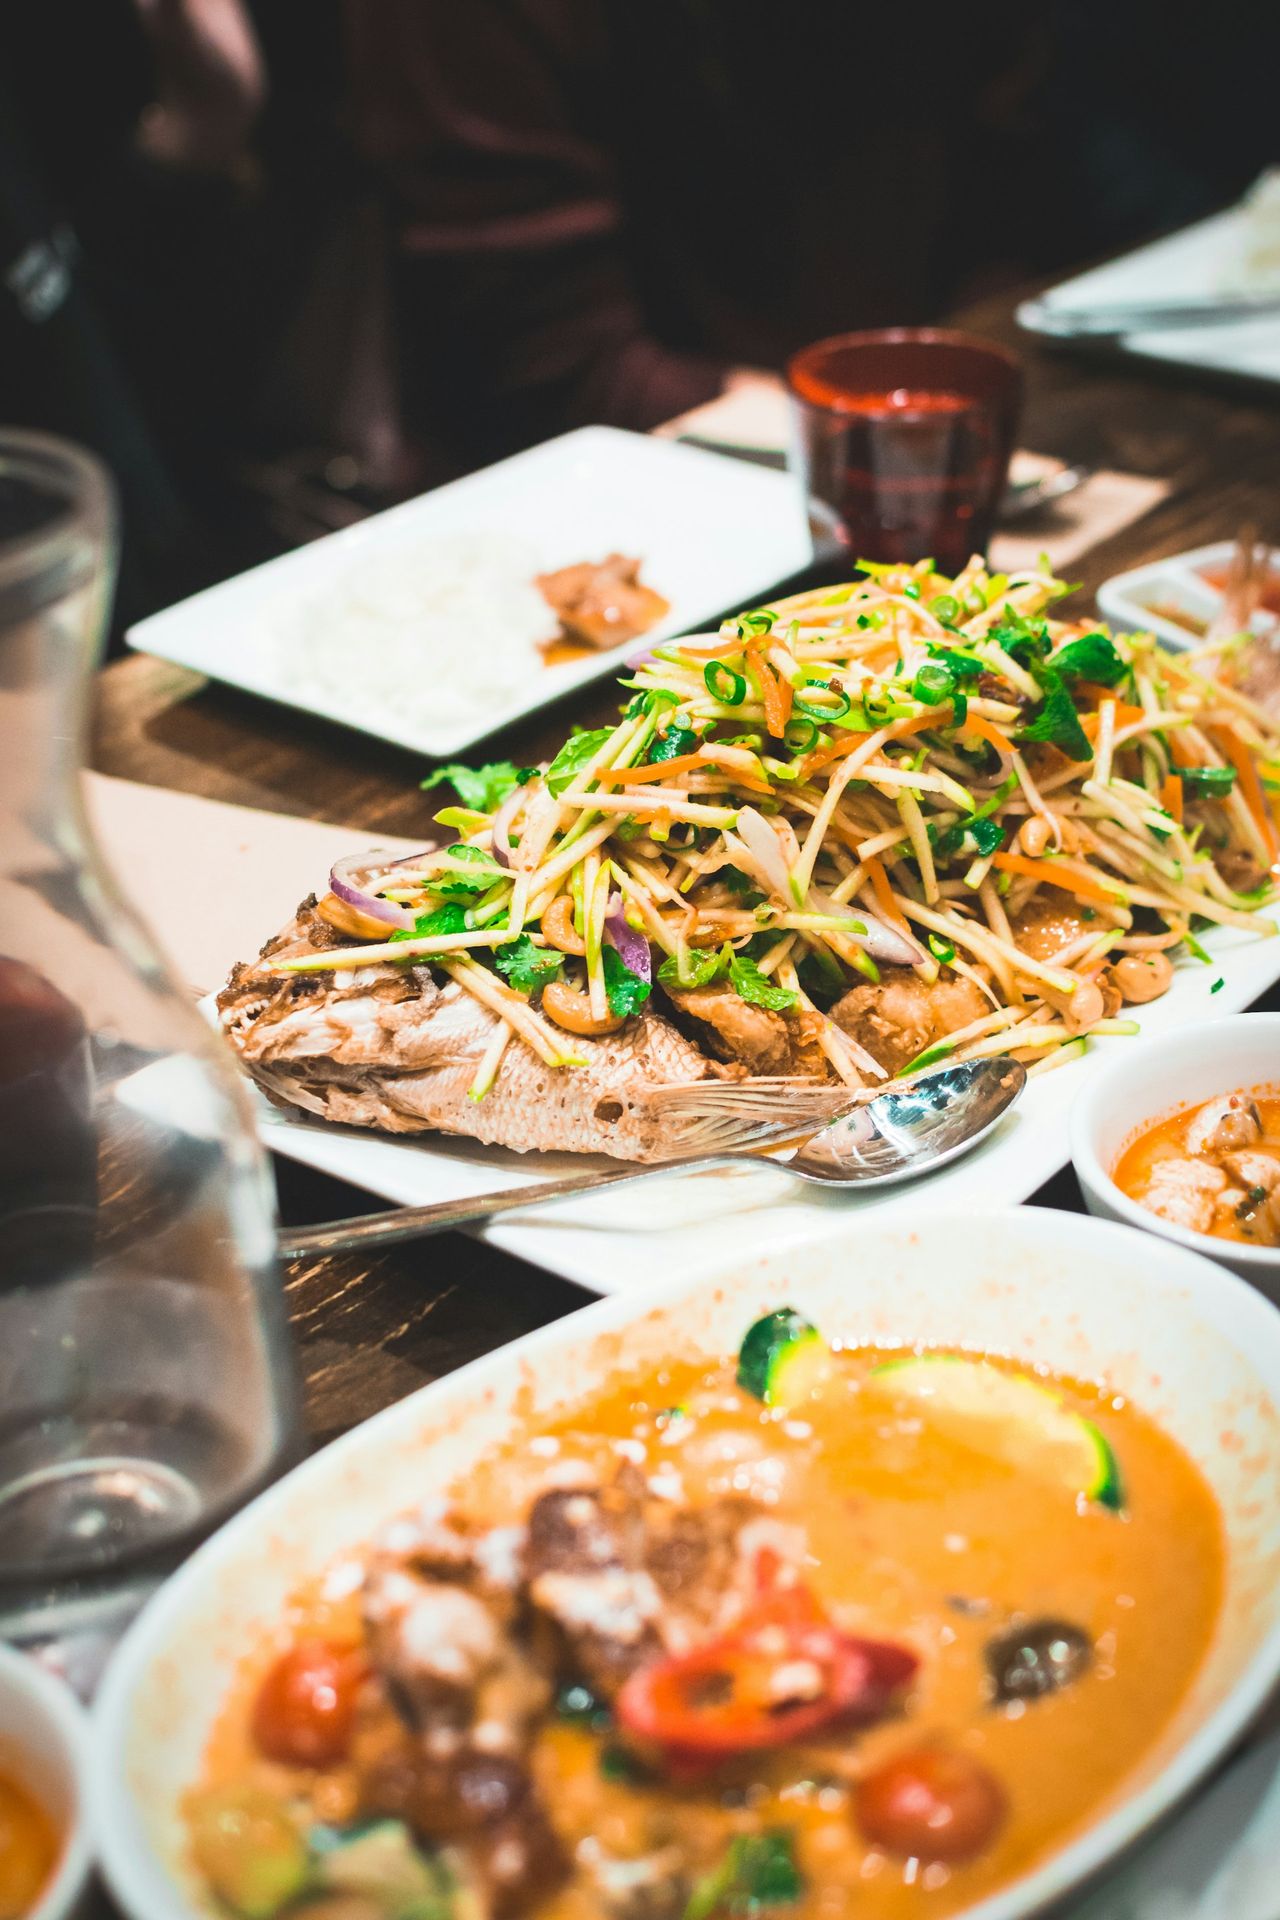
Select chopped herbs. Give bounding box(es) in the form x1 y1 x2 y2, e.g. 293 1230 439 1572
651 724 700 762
928 933 957 963
546 727 614 795
1210 977 1224 993
1051 630 1127 687
658 945 730 991
729 954 798 1011
421 760 531 810
431 845 504 897
1018 671 1093 762
602 946 652 1017
495 936 563 994
684 1831 804 1919
388 903 468 945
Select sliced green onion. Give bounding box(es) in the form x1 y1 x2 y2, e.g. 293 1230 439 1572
928 593 961 624
783 715 821 754
1181 765 1237 797
795 685 852 722
927 933 956 964
912 660 955 706
704 661 747 705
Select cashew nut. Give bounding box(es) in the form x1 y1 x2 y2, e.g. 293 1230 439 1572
1042 978 1106 1032
541 895 586 956
541 979 625 1036
1110 951 1175 1005
315 891 399 941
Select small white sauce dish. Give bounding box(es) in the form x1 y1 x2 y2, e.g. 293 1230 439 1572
1070 1012 1280 1292
0 1641 91 1920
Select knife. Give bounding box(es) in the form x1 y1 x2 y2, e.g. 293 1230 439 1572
1019 292 1280 339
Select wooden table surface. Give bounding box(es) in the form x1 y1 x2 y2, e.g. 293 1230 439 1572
90 287 1280 1453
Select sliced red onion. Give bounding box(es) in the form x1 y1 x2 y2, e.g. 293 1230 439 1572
734 807 795 902
603 890 652 982
489 783 526 870
808 883 926 970
968 742 1015 790
330 850 420 930
625 645 658 669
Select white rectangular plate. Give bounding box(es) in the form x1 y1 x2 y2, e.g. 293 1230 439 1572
127 427 809 760
234 921 1280 1297
1018 207 1280 388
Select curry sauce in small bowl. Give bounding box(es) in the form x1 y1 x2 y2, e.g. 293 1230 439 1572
0 1645 89 1920
1071 1013 1280 1290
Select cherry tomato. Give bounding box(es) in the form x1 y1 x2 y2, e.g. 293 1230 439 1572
251 1640 365 1767
856 1744 1006 1863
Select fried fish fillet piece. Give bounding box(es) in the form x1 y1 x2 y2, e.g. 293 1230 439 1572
216 900 737 1162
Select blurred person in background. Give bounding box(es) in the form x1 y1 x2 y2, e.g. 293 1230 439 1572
345 0 1280 482
2 0 1276 632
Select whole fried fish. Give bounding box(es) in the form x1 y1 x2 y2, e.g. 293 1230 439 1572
218 899 743 1162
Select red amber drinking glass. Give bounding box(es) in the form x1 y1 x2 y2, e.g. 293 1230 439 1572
788 329 1023 574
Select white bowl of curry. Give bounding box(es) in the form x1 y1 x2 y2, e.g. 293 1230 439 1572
1071 1012 1280 1290
90 1209 1280 1920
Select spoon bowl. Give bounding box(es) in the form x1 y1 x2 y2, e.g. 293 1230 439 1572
276 1057 1027 1259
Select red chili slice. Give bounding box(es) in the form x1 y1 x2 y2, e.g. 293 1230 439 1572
616 1576 916 1759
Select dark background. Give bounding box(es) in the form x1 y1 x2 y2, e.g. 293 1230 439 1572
3 0 1277 638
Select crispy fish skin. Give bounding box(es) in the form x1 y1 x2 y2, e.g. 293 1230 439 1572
217 901 732 1162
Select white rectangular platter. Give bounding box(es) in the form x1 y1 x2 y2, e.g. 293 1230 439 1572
1018 206 1280 389
236 920 1280 1298
127 427 809 760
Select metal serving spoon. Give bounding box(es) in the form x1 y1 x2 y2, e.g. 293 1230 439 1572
276 1057 1026 1260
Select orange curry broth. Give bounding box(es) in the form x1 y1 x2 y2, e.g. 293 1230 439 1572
1114 1090 1280 1245
196 1346 1224 1919
0 1772 59 1920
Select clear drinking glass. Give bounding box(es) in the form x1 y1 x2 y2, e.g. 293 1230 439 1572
0 430 298 1672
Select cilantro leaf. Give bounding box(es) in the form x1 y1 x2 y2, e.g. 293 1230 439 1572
925 645 985 684
601 945 652 1017
657 945 731 990
685 1830 804 1920
931 812 1005 861
1018 669 1092 762
989 607 1051 665
729 954 798 1011
494 935 563 994
722 865 759 897
546 728 613 796
1051 630 1127 687
625 688 679 718
421 761 531 811
650 724 700 763
432 845 504 897
388 902 468 947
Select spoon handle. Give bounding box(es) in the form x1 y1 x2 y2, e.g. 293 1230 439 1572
275 1154 736 1259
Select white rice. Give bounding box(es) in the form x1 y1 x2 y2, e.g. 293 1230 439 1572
273 531 556 740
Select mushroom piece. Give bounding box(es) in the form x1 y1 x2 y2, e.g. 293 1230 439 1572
984 1617 1092 1704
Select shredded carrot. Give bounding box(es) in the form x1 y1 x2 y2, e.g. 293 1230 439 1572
863 854 911 934
1211 726 1279 866
802 707 939 775
598 751 769 793
601 752 704 784
743 643 793 739
992 851 1124 907
1166 731 1196 769
1160 774 1183 824
1079 702 1146 740
962 714 1013 755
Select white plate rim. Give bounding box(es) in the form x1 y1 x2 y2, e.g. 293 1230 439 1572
87 1206 1280 1920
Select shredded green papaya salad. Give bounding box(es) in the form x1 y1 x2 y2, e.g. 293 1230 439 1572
271 556 1280 1097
